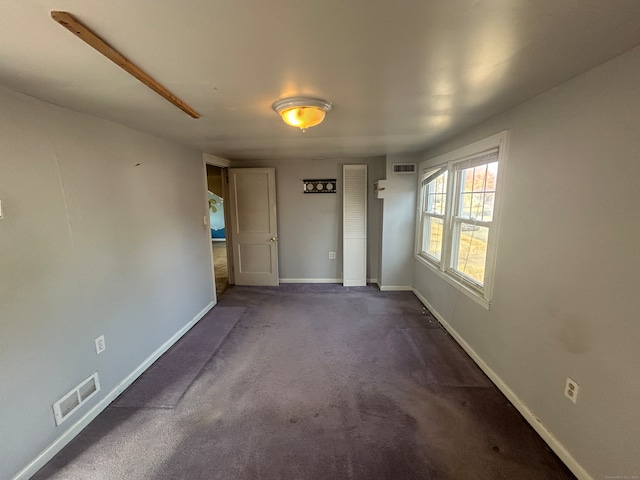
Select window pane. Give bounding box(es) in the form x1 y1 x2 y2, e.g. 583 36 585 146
424 171 447 215
460 192 472 217
471 193 484 219
452 224 489 285
427 193 446 215
457 161 498 221
481 192 495 221
472 164 487 191
422 216 444 261
434 170 447 194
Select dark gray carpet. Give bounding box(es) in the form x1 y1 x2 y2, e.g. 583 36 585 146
112 306 245 408
33 285 575 480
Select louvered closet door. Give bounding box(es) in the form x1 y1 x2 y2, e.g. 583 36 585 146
343 164 367 286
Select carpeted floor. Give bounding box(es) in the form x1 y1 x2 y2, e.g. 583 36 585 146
32 285 575 480
111 307 244 409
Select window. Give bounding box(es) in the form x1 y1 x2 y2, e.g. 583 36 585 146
419 167 448 261
415 132 506 307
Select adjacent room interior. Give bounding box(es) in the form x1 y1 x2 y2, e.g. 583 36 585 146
1 2 639 480
206 164 230 297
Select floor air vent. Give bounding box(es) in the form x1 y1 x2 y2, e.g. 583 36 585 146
392 163 416 174
53 372 100 426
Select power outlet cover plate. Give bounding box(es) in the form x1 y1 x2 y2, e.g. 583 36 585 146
565 377 579 404
95 335 106 355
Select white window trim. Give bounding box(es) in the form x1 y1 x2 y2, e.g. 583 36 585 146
414 131 508 309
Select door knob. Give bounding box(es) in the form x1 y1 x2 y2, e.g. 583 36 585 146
270 237 278 242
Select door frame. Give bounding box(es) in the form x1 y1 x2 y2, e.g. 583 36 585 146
202 154 233 303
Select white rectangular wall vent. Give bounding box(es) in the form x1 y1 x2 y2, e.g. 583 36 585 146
343 164 367 287
53 372 100 426
392 163 416 174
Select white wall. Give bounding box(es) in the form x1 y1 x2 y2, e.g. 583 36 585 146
230 157 384 283
378 153 418 290
413 45 640 478
0 86 214 479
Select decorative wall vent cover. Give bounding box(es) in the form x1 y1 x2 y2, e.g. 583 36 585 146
392 163 416 174
53 372 100 426
303 179 336 193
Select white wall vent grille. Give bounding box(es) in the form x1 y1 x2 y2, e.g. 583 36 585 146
392 163 416 174
53 372 100 426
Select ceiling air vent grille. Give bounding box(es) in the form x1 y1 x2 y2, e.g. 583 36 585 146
53 373 100 426
392 163 416 174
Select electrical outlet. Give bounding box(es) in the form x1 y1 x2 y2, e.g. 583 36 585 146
565 377 579 404
95 335 106 355
329 251 336 259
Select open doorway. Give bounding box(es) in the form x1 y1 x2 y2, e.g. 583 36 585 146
206 164 230 297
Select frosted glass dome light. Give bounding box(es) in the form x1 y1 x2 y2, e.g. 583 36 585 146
272 97 333 131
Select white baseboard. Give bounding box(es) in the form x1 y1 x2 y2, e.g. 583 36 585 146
279 278 379 285
279 278 342 284
411 288 593 480
12 301 216 480
379 285 413 291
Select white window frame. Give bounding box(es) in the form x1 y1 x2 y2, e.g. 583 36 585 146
414 131 508 309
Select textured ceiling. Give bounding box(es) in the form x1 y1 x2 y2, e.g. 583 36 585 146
2 0 640 160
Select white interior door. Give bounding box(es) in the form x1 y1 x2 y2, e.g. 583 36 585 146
228 168 279 285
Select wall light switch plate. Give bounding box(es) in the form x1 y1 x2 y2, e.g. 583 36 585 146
329 252 336 259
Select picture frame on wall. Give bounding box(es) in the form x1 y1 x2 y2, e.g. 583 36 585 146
303 179 336 193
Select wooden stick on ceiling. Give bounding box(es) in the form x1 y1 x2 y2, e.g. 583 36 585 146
51 11 200 119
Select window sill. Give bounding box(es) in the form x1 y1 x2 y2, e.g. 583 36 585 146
414 254 491 310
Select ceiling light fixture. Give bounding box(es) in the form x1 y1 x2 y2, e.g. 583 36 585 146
272 97 333 131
